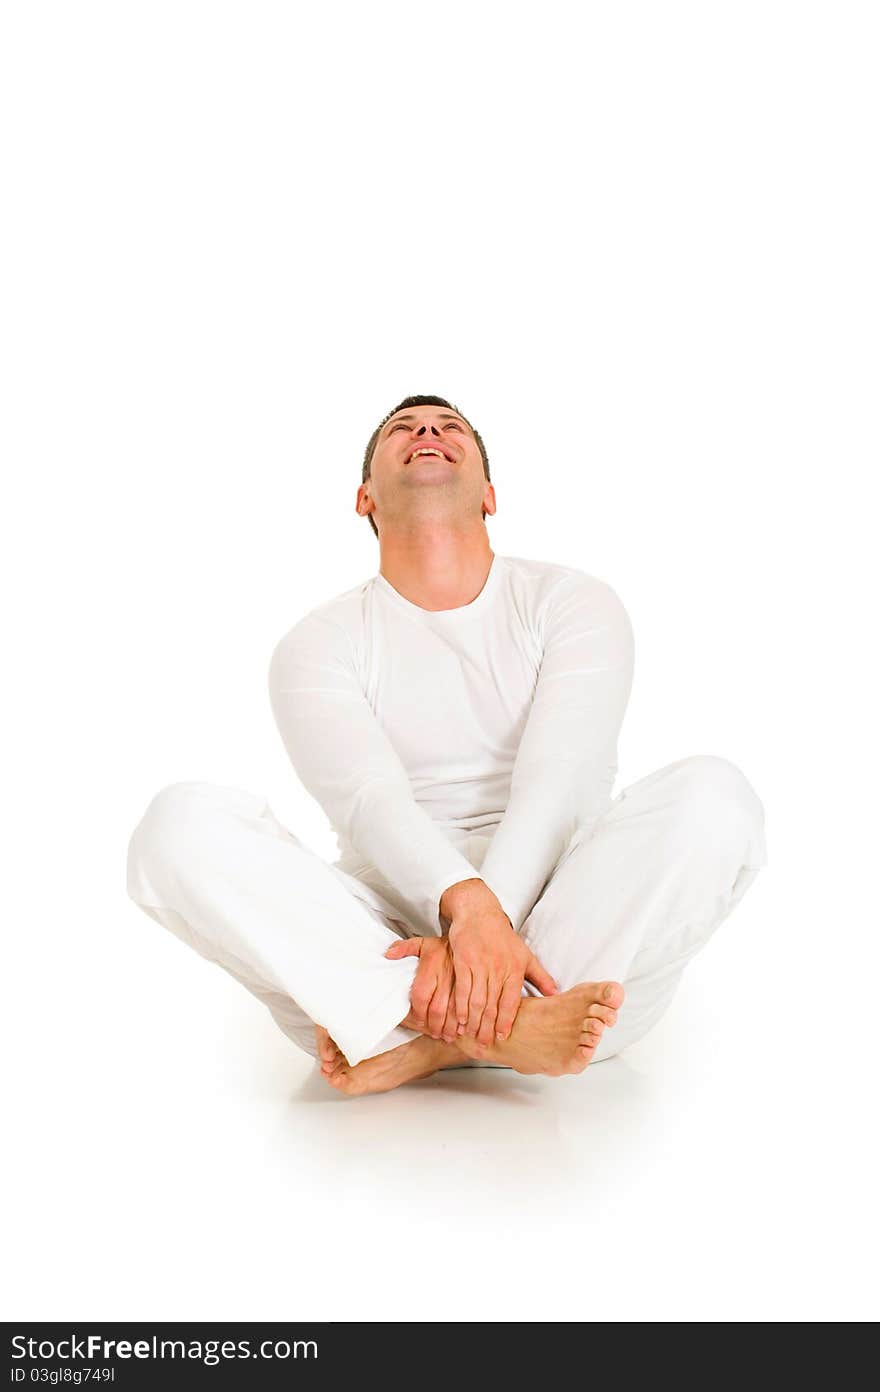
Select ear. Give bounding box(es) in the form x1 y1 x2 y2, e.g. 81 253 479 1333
482 483 498 517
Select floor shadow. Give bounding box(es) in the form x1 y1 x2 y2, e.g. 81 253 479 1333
262 1050 660 1219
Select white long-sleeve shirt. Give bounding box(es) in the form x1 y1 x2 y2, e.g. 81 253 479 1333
268 553 635 938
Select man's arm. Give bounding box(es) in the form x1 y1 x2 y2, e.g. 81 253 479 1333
476 572 635 933
268 612 484 937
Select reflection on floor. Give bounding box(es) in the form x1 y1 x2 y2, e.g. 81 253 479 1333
7 895 875 1322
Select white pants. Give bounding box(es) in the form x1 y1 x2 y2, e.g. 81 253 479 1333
125 755 767 1067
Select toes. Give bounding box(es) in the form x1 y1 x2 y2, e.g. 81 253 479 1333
599 981 625 1009
316 1025 346 1066
320 1043 347 1078
586 1003 618 1027
582 1017 605 1040
572 1037 599 1073
325 1053 346 1080
329 1067 365 1097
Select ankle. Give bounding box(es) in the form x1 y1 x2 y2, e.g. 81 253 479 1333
402 1011 469 1051
399 1011 495 1066
455 1033 505 1064
431 1037 469 1067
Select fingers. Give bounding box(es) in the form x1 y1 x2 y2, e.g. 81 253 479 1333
441 993 459 1045
388 937 435 1033
426 979 452 1040
465 974 489 1043
476 975 501 1047
494 975 524 1041
384 937 423 959
454 963 473 1037
524 951 558 996
408 970 438 1033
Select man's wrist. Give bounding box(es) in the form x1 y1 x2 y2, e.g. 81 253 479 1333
439 876 492 919
439 877 512 930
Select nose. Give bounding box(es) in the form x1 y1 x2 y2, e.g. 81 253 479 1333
415 423 442 437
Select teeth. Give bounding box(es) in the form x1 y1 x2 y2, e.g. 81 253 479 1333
409 448 445 461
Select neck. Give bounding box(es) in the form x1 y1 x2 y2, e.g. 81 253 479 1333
378 523 494 612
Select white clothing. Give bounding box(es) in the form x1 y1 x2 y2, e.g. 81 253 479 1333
267 553 635 937
125 554 768 1068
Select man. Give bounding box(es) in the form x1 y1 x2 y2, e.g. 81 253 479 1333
126 394 767 1097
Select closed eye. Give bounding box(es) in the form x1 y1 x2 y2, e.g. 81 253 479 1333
390 422 463 432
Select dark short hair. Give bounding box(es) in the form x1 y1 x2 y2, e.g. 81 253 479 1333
361 394 491 539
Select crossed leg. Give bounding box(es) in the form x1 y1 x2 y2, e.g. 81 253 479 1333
126 754 766 1096
315 754 767 1093
315 979 626 1095
125 784 626 1090
126 781 425 1066
519 753 767 1064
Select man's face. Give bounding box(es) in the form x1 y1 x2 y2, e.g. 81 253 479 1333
357 405 496 534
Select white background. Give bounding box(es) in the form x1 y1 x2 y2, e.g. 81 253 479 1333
3 1 878 1322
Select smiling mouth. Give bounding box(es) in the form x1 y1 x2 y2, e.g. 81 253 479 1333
406 448 452 463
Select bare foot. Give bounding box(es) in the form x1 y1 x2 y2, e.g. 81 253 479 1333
456 981 624 1076
315 1025 466 1097
313 979 624 1094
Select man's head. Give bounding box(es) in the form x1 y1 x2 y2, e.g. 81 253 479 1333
358 395 495 540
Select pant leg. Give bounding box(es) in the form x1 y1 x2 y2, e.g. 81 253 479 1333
125 781 423 1066
518 755 768 1062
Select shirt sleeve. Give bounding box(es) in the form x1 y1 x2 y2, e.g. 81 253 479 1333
268 612 484 937
477 573 635 933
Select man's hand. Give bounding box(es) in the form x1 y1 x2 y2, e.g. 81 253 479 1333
439 878 558 1048
383 934 460 1042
